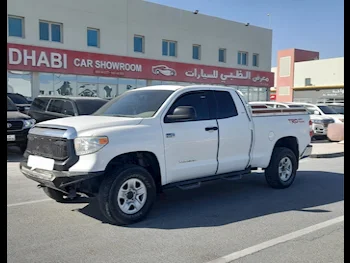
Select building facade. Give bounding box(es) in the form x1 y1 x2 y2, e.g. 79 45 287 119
7 0 274 101
272 48 343 103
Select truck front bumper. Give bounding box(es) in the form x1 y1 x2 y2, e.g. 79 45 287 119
300 144 313 159
20 162 104 193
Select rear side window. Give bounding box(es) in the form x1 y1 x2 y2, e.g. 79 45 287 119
7 93 29 104
76 99 108 115
214 91 238 119
31 97 49 111
47 99 64 114
62 101 75 116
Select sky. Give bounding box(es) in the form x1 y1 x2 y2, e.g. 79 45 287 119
147 0 344 67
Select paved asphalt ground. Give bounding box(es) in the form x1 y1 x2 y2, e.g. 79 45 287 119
7 147 344 263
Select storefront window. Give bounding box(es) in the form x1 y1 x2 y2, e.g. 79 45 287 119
39 73 54 95
98 84 117 99
118 78 137 95
76 75 99 97
161 81 177 85
237 86 249 101
77 75 99 83
8 71 32 97
54 74 77 96
136 79 147 88
258 88 268 101
98 77 119 99
150 80 162 86
77 83 99 97
249 87 259 102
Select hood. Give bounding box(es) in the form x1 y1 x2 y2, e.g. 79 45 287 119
326 114 344 121
7 111 31 120
36 115 143 133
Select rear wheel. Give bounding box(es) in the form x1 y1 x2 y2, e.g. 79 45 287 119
98 164 156 225
265 147 297 189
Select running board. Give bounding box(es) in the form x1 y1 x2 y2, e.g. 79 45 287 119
163 168 251 190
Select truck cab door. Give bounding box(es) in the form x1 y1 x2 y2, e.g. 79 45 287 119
161 90 218 184
213 90 252 174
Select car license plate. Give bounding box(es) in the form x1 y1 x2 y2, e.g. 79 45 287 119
27 155 55 171
7 135 15 141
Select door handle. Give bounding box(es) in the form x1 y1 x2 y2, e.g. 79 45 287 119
205 126 218 131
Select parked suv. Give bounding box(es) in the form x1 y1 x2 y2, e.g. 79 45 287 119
249 101 335 138
7 93 32 115
7 97 36 153
28 96 108 123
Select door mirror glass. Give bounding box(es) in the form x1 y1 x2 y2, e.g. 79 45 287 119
166 106 196 122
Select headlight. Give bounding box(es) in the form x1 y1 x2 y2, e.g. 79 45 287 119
74 136 109 156
23 119 36 129
311 119 323 124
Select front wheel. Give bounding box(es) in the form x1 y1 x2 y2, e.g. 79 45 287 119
265 147 297 189
98 164 156 225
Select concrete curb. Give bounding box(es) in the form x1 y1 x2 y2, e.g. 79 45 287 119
309 152 344 158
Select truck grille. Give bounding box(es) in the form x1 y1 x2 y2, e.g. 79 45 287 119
7 121 23 131
26 134 69 161
323 119 335 127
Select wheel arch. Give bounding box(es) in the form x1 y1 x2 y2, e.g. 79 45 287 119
104 151 163 193
271 136 299 169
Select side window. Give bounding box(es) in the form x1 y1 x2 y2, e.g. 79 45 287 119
214 91 238 119
62 100 75 116
166 92 211 122
31 98 49 111
47 99 64 114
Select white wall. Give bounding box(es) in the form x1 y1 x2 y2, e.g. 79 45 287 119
7 0 272 71
293 57 344 87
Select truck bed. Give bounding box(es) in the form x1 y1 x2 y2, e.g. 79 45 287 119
249 107 311 168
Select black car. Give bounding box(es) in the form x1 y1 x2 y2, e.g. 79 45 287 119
7 93 32 114
7 97 36 153
28 96 108 123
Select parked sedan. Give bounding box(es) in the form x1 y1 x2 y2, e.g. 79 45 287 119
28 96 108 123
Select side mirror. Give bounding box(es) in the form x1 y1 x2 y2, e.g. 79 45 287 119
166 106 196 122
313 110 320 115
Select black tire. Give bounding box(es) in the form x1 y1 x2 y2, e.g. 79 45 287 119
43 187 67 203
98 164 157 225
265 147 297 189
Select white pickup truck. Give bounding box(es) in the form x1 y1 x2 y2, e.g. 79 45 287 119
20 85 312 225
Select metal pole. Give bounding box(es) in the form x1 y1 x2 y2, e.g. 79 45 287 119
267 14 271 28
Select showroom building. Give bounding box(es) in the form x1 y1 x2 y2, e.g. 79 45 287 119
7 0 274 101
271 48 343 103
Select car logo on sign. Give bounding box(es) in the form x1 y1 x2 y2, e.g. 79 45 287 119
7 123 12 128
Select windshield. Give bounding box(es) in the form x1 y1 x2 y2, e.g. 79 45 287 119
318 105 338 114
94 90 174 118
329 105 344 114
7 93 29 104
7 97 18 111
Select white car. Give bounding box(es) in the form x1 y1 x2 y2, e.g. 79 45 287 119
21 85 312 225
292 102 344 124
151 65 176 76
249 101 335 137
